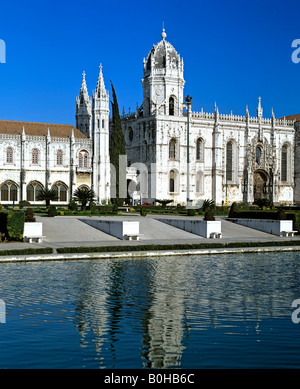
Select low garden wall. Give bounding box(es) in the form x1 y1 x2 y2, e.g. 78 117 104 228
82 219 140 240
158 219 222 238
229 218 294 236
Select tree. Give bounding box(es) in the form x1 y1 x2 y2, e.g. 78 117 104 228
36 188 58 208
109 81 126 205
73 187 95 211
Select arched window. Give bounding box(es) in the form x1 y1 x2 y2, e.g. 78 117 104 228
6 147 13 164
32 149 39 165
169 169 179 193
0 182 18 202
27 184 34 202
169 96 175 116
169 138 177 159
256 146 262 164
196 171 204 194
10 184 17 201
83 153 88 168
169 170 175 193
196 138 204 162
226 142 233 182
52 182 68 202
26 182 43 202
1 184 8 201
281 145 288 182
57 150 63 166
78 151 89 169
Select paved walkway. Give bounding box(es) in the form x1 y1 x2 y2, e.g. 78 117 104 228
0 214 299 252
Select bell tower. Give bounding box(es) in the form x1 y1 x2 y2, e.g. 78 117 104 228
142 29 185 117
92 64 110 203
75 71 92 137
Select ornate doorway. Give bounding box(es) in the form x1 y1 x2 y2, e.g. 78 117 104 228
253 170 268 200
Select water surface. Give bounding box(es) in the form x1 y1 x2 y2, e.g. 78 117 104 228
0 252 300 368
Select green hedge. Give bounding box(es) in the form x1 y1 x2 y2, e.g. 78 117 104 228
0 211 25 241
0 248 53 256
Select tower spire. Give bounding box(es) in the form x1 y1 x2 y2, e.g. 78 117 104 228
95 63 106 98
257 96 263 118
76 70 92 137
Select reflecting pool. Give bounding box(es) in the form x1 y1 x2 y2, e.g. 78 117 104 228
0 251 300 368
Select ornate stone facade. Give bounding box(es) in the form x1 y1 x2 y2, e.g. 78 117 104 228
122 29 297 206
0 65 110 205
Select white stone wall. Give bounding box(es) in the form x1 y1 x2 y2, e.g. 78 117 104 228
0 133 93 204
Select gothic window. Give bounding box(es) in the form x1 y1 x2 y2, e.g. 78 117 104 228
1 182 18 202
169 170 175 193
169 96 175 116
281 144 288 182
256 146 262 164
6 147 13 164
78 151 89 169
52 182 68 202
57 150 63 166
10 184 17 201
32 149 39 165
226 142 233 182
196 171 204 194
1 183 8 201
26 182 43 202
97 119 100 128
169 138 177 159
169 169 179 193
196 138 204 162
102 119 105 129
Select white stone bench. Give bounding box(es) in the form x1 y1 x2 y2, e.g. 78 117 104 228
210 232 223 239
123 234 143 241
23 222 45 243
25 235 46 243
281 230 298 237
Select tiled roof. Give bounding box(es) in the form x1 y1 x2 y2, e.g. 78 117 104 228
278 114 300 122
0 120 88 139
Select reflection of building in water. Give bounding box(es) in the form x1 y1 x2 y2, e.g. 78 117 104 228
143 260 186 368
73 262 111 364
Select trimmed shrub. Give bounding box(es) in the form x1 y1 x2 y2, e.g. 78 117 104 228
187 209 196 216
140 207 147 217
48 205 57 217
229 202 239 218
25 208 36 222
204 210 215 221
19 200 30 207
6 211 25 241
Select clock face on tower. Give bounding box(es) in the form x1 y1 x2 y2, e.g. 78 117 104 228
155 86 163 96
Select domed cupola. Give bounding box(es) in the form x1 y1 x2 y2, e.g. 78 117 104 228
142 29 185 117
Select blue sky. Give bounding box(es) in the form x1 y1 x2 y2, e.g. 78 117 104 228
0 0 299 125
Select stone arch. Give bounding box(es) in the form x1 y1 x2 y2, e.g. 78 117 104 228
0 180 18 202
51 181 68 202
26 181 44 202
253 170 269 200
